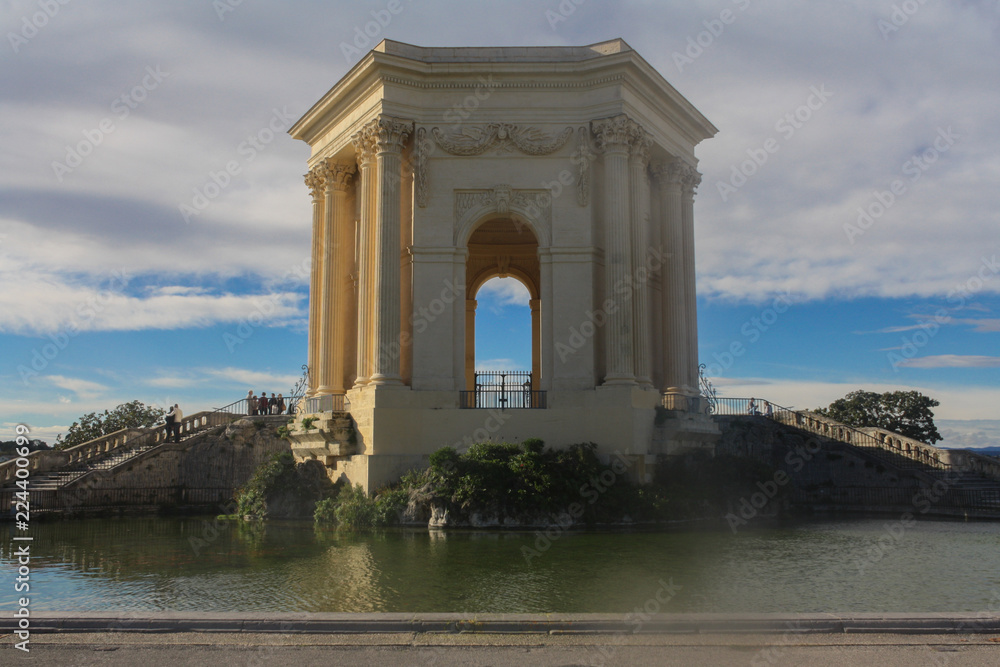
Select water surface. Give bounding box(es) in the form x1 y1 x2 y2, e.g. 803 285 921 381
2 516 998 613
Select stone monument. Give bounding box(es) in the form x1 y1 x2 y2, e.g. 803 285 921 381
288 39 719 490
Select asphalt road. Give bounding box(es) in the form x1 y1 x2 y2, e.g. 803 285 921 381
4 631 999 667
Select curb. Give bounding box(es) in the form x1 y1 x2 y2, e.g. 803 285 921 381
6 612 1000 635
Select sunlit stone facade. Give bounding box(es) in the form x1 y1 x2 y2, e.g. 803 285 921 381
288 39 719 490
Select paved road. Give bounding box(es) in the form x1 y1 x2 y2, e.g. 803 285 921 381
3 631 999 666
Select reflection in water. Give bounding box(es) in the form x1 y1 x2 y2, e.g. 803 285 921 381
2 517 999 613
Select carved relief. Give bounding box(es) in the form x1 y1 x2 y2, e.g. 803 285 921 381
414 127 429 208
431 123 573 156
575 126 595 207
455 185 551 224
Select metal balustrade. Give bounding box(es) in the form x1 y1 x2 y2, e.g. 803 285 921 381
460 371 546 409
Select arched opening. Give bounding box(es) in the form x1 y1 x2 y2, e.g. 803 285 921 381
463 217 542 407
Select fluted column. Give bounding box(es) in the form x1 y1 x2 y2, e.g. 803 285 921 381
465 299 476 391
351 125 376 386
304 167 326 396
653 159 688 397
369 117 413 385
316 160 355 395
629 126 653 387
681 166 702 392
592 115 635 384
529 298 541 392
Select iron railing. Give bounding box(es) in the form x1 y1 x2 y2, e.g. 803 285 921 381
215 395 304 416
461 371 546 409
304 393 349 413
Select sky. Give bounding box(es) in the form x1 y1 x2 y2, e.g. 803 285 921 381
1 0 997 449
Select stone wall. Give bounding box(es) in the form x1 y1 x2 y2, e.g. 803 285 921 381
55 418 291 511
717 415 922 491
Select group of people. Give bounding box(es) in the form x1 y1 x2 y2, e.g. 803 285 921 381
163 404 183 443
247 390 286 416
747 397 773 417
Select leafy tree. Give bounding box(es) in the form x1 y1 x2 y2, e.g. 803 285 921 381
0 439 50 454
815 390 941 444
56 400 166 449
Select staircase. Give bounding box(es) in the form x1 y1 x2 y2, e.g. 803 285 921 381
0 410 238 493
710 396 1000 494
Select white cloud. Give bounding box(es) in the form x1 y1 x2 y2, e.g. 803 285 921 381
898 355 1000 369
202 367 301 391
711 377 1000 422
476 277 531 307
45 375 108 400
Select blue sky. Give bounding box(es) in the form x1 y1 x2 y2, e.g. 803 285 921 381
1 0 998 448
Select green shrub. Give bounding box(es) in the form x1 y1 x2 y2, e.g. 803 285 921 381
314 484 408 529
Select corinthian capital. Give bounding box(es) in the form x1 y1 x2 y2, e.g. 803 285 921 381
591 114 636 152
629 125 653 166
681 165 702 195
652 157 686 186
304 167 326 200
320 159 356 192
372 116 414 154
350 124 377 165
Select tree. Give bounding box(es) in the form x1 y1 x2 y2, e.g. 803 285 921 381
815 390 942 444
56 400 166 449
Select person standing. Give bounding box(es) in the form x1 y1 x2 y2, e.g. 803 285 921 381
164 405 176 441
268 393 278 414
258 392 269 416
168 404 183 443
247 390 256 415
276 394 286 415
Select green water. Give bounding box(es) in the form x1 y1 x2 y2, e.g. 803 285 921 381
2 516 999 613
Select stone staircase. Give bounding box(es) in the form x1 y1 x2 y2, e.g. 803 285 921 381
710 396 1000 501
0 410 238 492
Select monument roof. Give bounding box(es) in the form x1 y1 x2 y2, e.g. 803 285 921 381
371 38 634 63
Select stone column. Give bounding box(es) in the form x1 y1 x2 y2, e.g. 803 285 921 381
465 299 477 391
529 298 541 392
653 159 689 399
681 166 702 393
316 160 355 395
592 115 635 384
369 117 413 385
304 167 326 396
350 126 376 386
538 248 554 392
629 125 653 387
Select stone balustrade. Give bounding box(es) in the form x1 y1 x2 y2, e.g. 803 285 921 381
0 411 234 486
